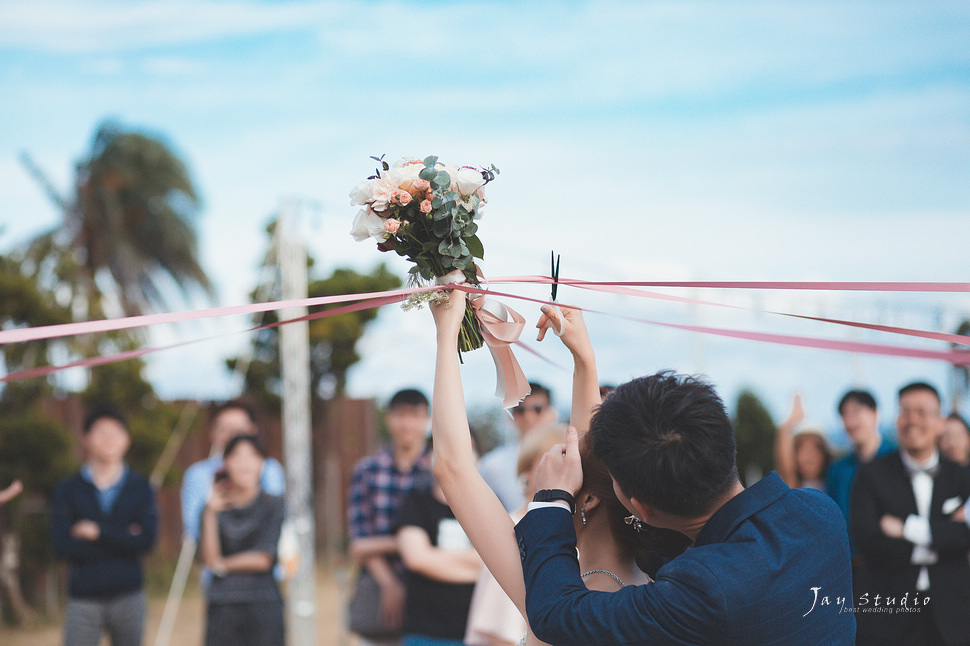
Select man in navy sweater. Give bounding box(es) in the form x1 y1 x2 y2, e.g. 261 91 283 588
51 404 158 646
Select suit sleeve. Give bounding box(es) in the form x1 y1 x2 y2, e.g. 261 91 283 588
515 507 717 645
929 468 970 556
850 462 912 566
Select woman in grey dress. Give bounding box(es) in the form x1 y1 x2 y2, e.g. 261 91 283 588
201 434 285 646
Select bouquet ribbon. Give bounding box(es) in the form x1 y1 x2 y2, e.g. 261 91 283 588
438 271 531 408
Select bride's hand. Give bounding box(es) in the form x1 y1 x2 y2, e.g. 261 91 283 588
431 289 467 339
537 304 594 357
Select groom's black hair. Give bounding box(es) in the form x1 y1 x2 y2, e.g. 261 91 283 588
591 371 739 517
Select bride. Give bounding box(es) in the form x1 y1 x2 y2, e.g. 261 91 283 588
430 292 688 645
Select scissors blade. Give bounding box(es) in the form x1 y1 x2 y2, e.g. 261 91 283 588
550 251 561 302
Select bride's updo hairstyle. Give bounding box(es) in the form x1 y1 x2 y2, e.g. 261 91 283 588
579 433 691 563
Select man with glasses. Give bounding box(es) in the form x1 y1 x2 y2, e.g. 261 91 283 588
852 382 970 646
478 382 557 511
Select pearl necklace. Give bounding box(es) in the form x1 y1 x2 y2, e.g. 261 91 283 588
581 569 625 588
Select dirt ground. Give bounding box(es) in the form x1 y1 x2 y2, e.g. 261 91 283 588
3 565 359 646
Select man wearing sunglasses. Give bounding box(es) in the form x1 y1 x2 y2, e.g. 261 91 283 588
478 382 558 511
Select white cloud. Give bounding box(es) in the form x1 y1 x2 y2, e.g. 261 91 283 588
0 0 338 53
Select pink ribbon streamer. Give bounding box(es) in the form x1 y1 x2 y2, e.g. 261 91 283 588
2 294 405 383
466 289 531 408
488 276 970 293
4 275 969 385
0 284 436 346
453 284 970 366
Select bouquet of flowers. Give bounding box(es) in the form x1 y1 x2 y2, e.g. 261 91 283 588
350 155 499 353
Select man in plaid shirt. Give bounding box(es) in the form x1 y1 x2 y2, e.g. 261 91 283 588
348 389 434 646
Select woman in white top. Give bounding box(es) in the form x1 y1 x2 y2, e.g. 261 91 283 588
431 295 688 646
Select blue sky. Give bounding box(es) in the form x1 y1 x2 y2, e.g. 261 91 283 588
2 0 969 437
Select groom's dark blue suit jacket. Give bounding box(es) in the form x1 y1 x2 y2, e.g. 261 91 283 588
515 472 855 645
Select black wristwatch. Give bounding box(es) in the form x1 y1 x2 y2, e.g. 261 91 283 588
533 489 576 514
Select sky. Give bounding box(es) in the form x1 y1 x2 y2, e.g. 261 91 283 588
1 0 969 440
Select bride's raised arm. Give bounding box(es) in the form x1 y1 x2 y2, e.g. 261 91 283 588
536 304 599 436
430 290 528 614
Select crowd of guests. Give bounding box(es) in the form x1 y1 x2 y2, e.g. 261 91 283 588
771 385 970 645
6 347 970 645
348 375 970 646
31 401 287 646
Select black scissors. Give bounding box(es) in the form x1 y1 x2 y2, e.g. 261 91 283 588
548 251 565 336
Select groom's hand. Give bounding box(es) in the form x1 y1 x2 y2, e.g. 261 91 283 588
535 426 584 496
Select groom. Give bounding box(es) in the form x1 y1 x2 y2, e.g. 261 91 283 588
517 372 855 645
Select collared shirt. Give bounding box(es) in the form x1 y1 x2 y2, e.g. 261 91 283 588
347 446 433 540
80 463 129 514
899 450 940 590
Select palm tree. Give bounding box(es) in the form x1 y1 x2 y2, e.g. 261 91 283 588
21 120 213 320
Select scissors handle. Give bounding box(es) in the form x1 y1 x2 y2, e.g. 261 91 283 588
547 304 567 337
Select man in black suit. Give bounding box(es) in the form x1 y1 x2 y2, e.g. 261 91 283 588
852 382 970 646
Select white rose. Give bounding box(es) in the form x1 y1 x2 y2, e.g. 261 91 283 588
384 164 413 189
349 179 377 206
349 207 388 242
454 167 486 196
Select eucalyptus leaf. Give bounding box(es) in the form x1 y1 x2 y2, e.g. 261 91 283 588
423 155 438 168
419 166 437 181
466 234 484 259
433 218 451 237
433 170 451 189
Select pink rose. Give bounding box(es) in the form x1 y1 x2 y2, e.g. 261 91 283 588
384 218 401 234
413 178 430 192
397 190 412 206
420 200 432 214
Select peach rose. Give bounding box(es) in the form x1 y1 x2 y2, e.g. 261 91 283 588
397 190 412 206
384 218 401 234
420 200 433 214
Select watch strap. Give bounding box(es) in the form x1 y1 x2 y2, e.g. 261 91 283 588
533 488 576 514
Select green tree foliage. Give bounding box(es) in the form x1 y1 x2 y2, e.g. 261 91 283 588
228 222 402 403
230 262 402 402
16 120 215 402
732 389 776 485
0 252 72 407
22 121 212 320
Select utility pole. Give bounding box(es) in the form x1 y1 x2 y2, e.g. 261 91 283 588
278 199 317 645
